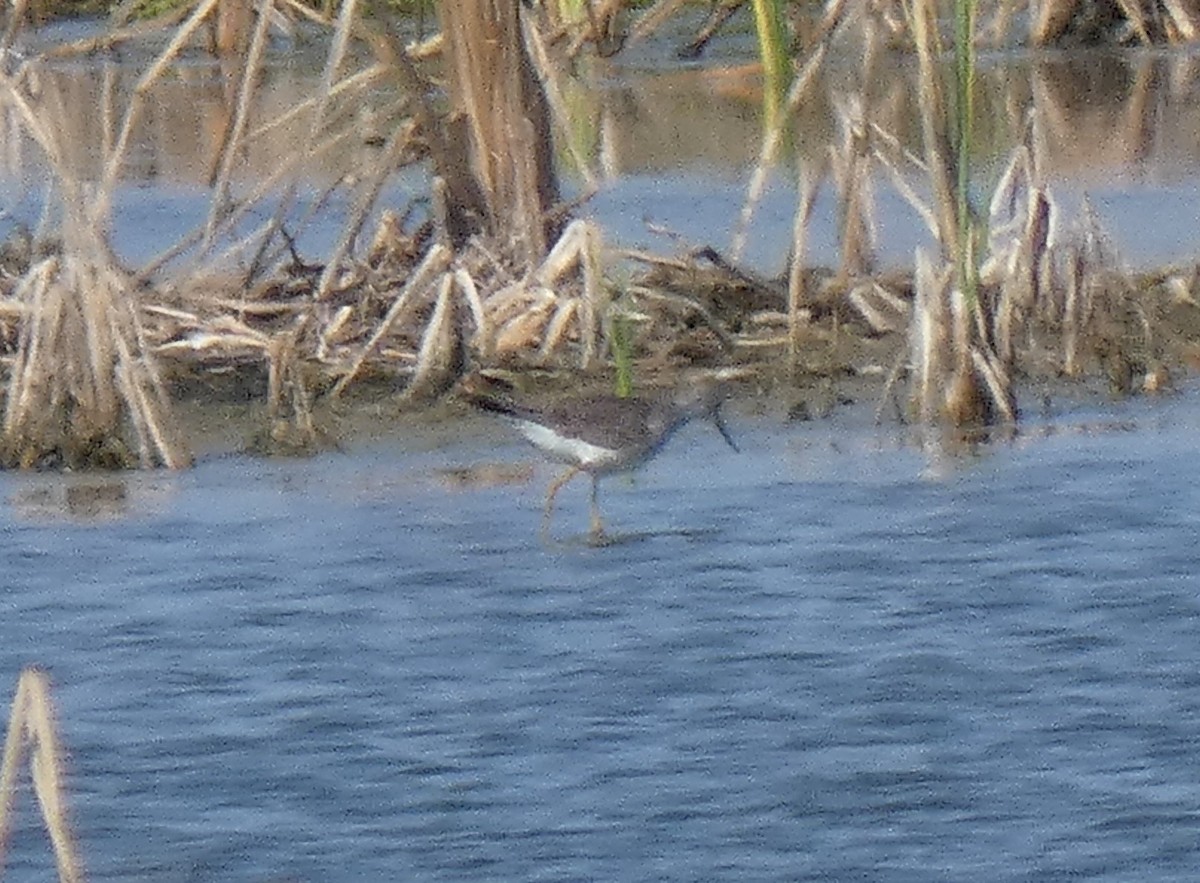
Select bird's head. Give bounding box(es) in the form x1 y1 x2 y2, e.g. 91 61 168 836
669 369 745 452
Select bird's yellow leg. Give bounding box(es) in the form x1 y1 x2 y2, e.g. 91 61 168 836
541 465 582 539
588 476 605 539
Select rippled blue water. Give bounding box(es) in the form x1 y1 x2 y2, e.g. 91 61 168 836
1 389 1199 882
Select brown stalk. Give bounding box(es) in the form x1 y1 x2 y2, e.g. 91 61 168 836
437 0 558 266
942 285 986 425
531 220 605 369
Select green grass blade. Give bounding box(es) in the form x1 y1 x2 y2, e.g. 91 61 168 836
751 0 790 130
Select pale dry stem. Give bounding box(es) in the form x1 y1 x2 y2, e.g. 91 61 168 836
331 243 451 398
0 668 84 883
732 43 827 261
204 0 276 249
404 272 459 401
3 254 191 468
788 165 819 360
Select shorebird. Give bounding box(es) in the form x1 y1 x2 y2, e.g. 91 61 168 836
463 376 738 540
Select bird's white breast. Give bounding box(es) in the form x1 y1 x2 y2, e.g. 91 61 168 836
515 420 624 469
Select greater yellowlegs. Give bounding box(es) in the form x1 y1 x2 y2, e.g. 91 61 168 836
464 377 738 539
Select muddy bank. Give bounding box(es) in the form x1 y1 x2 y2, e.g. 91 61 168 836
143 244 1199 462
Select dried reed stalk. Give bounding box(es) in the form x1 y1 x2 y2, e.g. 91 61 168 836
0 668 84 883
264 324 317 448
438 0 558 265
404 272 460 402
1062 243 1084 376
787 163 819 361
3 249 190 468
0 34 192 468
97 0 224 214
533 219 605 369
830 97 876 280
911 249 950 424
732 43 827 261
204 0 275 248
897 0 1020 428
908 0 959 259
454 267 490 360
331 243 451 398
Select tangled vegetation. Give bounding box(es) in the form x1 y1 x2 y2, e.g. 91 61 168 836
0 0 1193 469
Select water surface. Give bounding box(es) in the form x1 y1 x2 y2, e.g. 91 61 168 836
7 23 1200 270
2 388 1199 881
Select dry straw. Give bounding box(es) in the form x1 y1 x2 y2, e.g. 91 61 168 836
0 668 84 883
0 4 194 468
3 245 189 468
